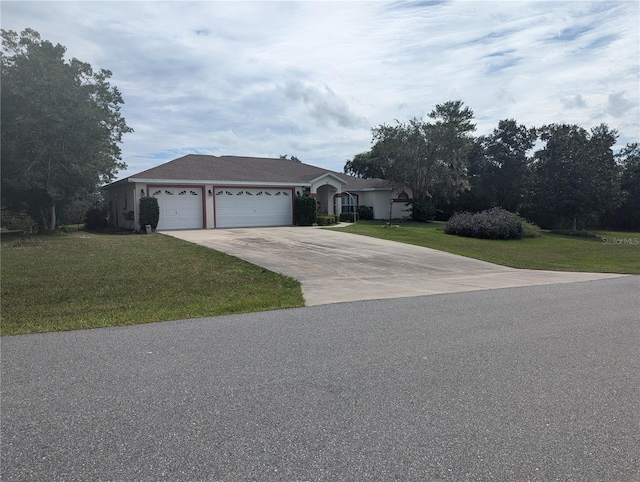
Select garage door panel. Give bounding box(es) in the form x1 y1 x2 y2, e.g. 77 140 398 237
215 188 292 228
152 188 203 230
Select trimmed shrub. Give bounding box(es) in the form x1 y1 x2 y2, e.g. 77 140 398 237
444 208 534 240
357 205 374 221
84 207 108 231
294 196 317 226
339 211 358 222
139 196 160 231
317 215 338 226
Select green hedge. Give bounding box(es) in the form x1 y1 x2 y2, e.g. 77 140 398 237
357 205 374 220
317 215 338 226
294 196 317 226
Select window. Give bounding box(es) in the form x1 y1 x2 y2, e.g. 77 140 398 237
342 193 358 212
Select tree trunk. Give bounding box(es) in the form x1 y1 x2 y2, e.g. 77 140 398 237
49 204 56 231
41 204 57 231
573 215 577 232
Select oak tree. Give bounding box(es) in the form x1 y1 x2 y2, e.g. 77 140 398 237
362 101 475 218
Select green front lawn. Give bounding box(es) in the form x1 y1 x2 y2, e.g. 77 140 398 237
1 232 304 336
333 221 640 274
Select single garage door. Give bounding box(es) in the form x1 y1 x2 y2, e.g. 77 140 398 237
215 188 292 228
152 188 203 230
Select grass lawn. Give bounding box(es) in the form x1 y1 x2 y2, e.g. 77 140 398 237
332 221 640 274
1 231 304 336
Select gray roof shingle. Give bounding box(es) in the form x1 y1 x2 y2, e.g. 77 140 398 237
121 154 393 190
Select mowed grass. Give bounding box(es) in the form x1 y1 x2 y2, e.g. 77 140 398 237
1 232 304 336
333 221 640 274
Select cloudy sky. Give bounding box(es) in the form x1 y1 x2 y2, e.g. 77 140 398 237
2 1 639 178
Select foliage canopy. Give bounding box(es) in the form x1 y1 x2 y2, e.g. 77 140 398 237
357 100 476 206
1 28 132 230
345 99 636 230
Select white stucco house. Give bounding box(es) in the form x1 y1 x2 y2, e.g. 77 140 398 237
104 154 411 230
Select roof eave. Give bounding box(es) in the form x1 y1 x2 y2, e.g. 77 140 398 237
128 178 309 187
309 172 348 185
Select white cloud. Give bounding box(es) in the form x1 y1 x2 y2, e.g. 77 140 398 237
1 0 638 177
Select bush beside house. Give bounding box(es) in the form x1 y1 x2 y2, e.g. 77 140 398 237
339 212 358 222
357 205 374 220
294 196 317 226
139 196 160 231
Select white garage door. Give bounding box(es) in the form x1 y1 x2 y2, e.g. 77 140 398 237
152 188 203 230
215 188 292 228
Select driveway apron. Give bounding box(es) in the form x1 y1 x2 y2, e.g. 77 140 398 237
165 227 625 306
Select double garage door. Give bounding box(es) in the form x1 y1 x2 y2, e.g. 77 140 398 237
152 187 293 230
215 188 292 228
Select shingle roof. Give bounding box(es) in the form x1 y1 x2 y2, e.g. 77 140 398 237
120 154 393 190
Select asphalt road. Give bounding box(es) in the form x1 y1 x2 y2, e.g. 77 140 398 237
2 276 639 481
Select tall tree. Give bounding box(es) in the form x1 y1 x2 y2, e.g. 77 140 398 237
367 100 476 212
450 137 496 213
526 123 621 229
614 142 640 230
1 28 132 230
343 150 387 179
483 119 536 212
424 100 476 202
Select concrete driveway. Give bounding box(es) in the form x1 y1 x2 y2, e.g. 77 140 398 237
166 226 626 306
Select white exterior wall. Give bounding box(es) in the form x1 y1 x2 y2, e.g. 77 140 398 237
391 199 411 219
353 190 411 220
